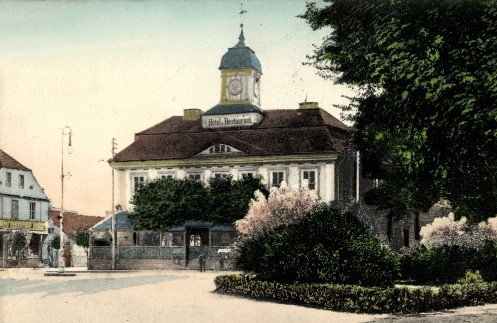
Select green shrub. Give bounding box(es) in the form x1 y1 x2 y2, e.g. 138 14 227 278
214 274 497 314
400 241 497 284
236 205 399 287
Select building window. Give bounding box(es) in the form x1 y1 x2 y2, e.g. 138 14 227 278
213 172 229 179
271 171 285 188
240 171 256 179
160 173 175 180
189 234 201 246
403 228 410 248
30 202 36 220
11 200 19 219
132 175 146 192
6 172 11 187
19 175 24 189
302 170 317 190
188 173 202 181
209 144 231 154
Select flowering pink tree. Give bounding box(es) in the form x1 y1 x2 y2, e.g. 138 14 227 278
420 212 497 249
235 181 319 237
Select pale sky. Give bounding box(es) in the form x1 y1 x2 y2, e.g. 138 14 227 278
0 0 355 217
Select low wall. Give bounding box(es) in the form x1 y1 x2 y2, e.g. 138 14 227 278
89 246 237 271
88 257 233 271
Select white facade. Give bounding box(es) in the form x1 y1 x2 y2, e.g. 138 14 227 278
115 156 346 212
0 165 49 231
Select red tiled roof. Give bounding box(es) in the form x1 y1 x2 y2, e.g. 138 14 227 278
0 149 29 171
49 210 104 240
114 108 351 162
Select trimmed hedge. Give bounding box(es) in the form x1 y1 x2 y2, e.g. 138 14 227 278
214 274 497 314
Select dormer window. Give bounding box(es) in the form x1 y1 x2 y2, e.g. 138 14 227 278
209 144 231 154
198 144 242 156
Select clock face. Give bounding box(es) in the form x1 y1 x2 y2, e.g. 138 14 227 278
227 78 243 95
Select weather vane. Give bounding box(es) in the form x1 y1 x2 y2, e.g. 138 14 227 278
240 2 247 29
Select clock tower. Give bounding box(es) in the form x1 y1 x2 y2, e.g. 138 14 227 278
202 27 264 129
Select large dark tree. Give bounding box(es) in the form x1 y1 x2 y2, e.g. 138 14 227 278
207 175 269 223
131 178 209 229
131 176 268 230
302 0 497 222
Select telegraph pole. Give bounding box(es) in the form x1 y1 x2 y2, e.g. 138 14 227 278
111 138 117 270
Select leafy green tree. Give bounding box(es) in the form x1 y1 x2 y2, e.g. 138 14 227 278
131 178 209 229
207 175 269 223
131 176 267 230
12 231 27 268
74 228 90 258
302 0 497 222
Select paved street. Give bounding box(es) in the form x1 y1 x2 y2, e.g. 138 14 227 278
1 269 497 323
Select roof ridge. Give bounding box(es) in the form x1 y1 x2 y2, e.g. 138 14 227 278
0 148 30 171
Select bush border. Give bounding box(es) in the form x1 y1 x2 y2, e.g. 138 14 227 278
214 274 497 314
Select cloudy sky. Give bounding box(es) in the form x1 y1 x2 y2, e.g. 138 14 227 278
0 0 355 217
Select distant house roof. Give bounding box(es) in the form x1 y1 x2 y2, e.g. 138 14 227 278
49 209 104 240
91 211 135 231
0 149 29 171
114 108 350 163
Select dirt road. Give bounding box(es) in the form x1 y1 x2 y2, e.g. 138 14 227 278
1 269 497 323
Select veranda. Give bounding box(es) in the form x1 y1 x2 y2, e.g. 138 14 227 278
88 212 238 270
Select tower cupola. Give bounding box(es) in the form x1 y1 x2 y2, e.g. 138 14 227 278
219 30 261 73
202 27 264 129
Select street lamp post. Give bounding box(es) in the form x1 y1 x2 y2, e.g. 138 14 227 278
59 126 72 273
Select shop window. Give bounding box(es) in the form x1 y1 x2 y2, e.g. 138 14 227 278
11 200 19 219
30 202 36 220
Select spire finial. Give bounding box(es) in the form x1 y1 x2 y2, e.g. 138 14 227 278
239 3 247 29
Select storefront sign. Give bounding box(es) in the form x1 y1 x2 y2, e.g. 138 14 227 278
202 113 262 128
0 219 46 231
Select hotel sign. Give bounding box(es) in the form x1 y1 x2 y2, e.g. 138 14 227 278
0 219 46 232
202 113 262 129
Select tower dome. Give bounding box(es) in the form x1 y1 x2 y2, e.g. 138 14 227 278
219 30 261 73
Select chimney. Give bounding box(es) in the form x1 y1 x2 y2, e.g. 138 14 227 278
183 109 203 121
299 101 319 109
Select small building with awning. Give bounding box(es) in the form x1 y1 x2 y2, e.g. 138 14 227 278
88 211 237 270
